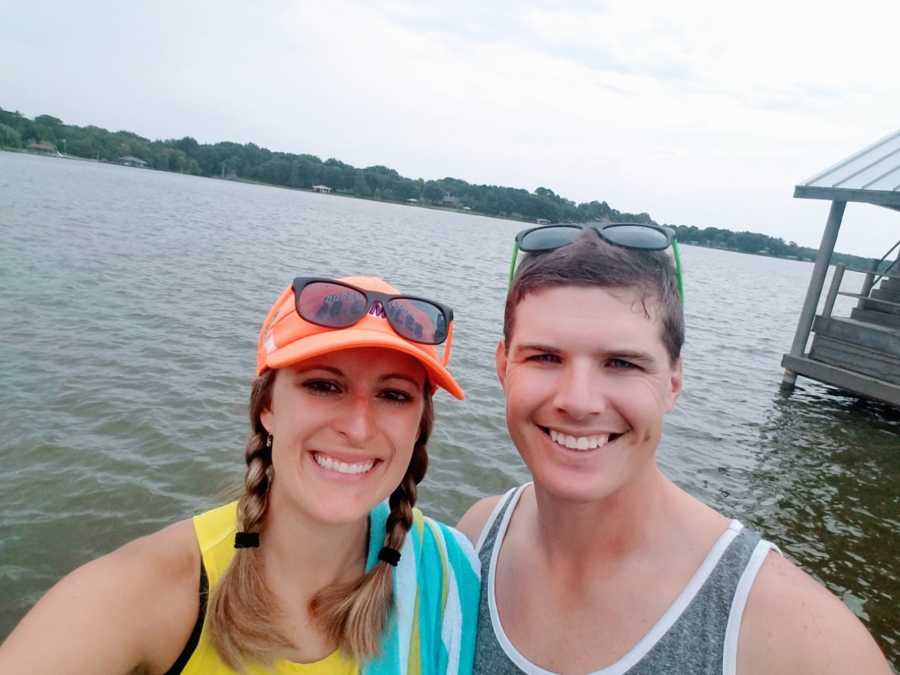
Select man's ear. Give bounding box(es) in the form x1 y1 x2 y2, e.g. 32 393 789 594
495 339 508 390
665 358 684 413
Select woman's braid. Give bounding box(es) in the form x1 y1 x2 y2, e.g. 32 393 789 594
206 370 293 670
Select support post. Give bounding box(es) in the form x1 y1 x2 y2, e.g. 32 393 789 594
822 264 844 319
861 271 875 298
782 200 846 388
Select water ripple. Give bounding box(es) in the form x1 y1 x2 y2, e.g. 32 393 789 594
1 152 897 666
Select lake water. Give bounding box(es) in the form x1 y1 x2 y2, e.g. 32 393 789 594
1 151 898 667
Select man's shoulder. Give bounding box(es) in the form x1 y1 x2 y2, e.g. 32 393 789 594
738 550 889 674
456 493 507 548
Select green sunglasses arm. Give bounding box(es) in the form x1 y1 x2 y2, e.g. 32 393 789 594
508 240 520 288
671 238 685 303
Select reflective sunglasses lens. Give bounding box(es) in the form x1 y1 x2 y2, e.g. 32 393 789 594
518 226 580 252
602 225 670 250
385 298 448 344
297 282 367 327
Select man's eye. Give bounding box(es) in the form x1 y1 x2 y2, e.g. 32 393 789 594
608 358 638 370
528 353 560 363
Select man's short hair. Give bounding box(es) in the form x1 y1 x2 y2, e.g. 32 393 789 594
503 228 685 364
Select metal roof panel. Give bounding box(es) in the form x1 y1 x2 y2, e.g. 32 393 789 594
797 129 900 205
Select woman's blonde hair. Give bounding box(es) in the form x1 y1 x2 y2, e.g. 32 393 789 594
205 368 433 670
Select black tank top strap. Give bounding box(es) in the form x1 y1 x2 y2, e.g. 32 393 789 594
163 557 208 675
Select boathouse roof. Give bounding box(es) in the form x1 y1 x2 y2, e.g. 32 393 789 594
794 128 900 210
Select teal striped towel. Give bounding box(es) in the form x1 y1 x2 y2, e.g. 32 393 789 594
362 502 481 675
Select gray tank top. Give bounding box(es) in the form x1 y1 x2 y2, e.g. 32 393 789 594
472 485 776 675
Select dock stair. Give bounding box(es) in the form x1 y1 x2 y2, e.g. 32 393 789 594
783 265 900 406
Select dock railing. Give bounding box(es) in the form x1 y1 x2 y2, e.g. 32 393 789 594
864 237 900 297
821 261 900 321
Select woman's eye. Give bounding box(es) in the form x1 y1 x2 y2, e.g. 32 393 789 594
379 388 414 403
302 379 342 395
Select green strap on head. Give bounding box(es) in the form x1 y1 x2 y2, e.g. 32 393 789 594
508 240 520 287
671 238 684 303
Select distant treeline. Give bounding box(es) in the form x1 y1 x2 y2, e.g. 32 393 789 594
670 225 859 269
0 106 884 272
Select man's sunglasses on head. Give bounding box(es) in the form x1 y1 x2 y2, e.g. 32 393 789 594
508 223 684 302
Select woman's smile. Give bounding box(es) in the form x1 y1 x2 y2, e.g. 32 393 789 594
309 450 379 478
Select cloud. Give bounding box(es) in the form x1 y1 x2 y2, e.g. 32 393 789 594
351 0 898 164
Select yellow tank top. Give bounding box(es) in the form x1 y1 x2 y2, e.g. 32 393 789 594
179 502 359 675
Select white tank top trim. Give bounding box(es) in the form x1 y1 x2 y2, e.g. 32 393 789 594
484 483 749 675
475 486 518 555
721 539 780 675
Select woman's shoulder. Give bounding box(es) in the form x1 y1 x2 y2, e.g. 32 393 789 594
0 516 202 674
121 514 201 572
100 517 204 670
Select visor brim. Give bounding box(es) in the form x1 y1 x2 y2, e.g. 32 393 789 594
261 326 465 400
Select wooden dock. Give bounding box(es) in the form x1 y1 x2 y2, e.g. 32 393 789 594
781 129 900 407
782 267 900 405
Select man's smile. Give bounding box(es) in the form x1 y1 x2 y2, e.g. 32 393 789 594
542 427 626 451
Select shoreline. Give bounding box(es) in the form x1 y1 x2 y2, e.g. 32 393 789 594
1 148 867 269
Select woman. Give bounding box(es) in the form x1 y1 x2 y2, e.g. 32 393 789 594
0 276 480 674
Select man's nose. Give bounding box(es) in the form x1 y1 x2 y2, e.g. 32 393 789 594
552 361 606 421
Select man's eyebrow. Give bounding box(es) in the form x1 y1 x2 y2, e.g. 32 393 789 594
514 343 561 355
514 344 659 365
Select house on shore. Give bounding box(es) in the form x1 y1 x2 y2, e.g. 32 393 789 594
118 155 149 168
28 142 57 154
311 185 333 193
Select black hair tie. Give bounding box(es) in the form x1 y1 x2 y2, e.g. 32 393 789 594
234 531 260 549
378 546 401 567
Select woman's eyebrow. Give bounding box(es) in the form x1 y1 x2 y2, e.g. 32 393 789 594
379 373 423 387
294 367 420 387
292 365 345 377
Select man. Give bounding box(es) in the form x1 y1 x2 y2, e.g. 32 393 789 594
458 226 889 674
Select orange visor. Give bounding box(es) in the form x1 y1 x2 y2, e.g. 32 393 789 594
255 276 464 399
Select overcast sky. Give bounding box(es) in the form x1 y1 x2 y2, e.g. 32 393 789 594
3 0 898 256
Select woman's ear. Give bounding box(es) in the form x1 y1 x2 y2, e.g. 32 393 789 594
260 406 273 434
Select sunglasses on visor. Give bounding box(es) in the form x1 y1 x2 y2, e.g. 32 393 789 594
292 277 454 345
508 223 684 301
